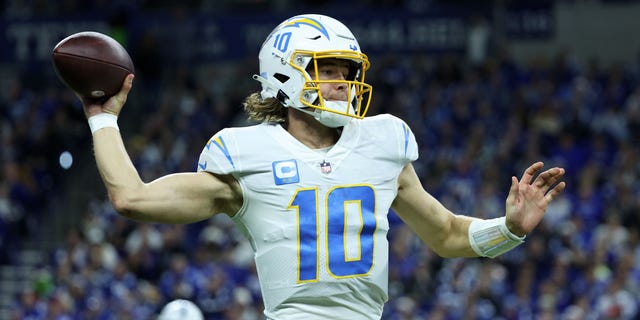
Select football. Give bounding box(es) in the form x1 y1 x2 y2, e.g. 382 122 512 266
51 31 134 102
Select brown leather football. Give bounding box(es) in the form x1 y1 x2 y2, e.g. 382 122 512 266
52 31 134 102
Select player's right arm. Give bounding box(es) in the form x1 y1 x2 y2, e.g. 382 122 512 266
83 75 243 224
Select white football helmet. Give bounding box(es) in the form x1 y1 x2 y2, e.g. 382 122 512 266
254 14 372 127
158 299 204 320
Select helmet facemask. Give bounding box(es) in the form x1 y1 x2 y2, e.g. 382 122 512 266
294 51 372 123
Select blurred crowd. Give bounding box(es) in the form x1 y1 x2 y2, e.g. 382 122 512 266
4 46 640 319
2 3 640 320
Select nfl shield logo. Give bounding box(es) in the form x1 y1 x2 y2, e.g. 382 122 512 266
320 161 332 174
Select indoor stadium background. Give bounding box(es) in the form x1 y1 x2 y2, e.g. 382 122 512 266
1 0 639 319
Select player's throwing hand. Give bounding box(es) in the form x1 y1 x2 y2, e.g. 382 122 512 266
81 74 134 118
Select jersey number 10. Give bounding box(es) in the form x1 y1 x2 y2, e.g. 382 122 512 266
288 185 377 282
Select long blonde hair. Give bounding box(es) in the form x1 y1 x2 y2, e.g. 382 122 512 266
242 92 288 124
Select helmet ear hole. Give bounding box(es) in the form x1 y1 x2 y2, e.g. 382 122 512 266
274 73 290 84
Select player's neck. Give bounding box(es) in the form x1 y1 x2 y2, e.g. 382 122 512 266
286 109 341 149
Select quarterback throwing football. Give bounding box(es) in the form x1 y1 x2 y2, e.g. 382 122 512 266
81 14 565 320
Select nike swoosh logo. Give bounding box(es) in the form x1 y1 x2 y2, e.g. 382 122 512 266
198 161 207 170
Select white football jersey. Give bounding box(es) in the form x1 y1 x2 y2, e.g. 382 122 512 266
197 114 418 319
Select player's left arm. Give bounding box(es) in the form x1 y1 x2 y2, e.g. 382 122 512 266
391 162 565 258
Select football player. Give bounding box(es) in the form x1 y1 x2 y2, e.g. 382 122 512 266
81 14 565 320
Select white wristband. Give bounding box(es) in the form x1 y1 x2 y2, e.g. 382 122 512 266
468 217 525 258
88 113 119 134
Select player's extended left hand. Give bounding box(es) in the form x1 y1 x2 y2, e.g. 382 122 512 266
504 162 566 237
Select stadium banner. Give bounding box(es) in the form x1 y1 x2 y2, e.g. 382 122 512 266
0 5 552 64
